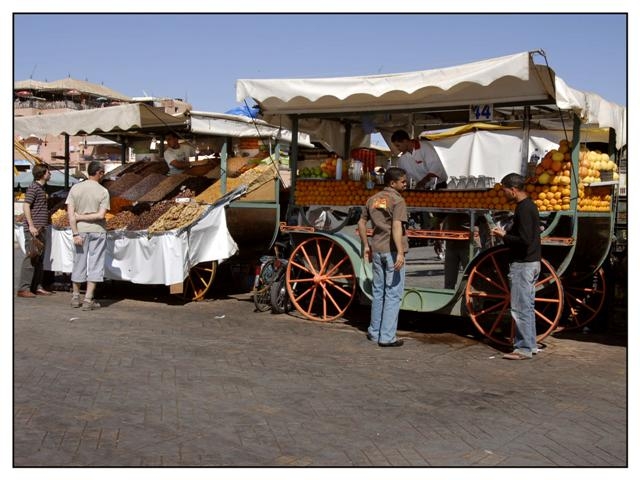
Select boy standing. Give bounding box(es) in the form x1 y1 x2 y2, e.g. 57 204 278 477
357 167 409 347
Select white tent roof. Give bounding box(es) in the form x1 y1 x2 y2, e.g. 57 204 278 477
189 111 313 148
14 104 314 148
237 51 626 149
14 103 188 138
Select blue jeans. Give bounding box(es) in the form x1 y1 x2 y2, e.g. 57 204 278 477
508 261 540 356
369 252 405 344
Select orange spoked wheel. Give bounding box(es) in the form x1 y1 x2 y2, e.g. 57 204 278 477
286 236 357 321
465 248 563 346
182 261 217 302
561 268 606 330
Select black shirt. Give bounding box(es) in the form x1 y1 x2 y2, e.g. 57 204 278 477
503 197 541 263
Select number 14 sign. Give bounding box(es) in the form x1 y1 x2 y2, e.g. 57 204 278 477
469 104 493 121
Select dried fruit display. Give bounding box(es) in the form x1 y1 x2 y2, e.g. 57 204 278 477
179 176 213 196
137 174 190 203
109 196 134 214
135 160 169 176
107 173 143 197
147 202 205 234
106 210 137 230
51 208 70 228
195 162 276 204
126 201 173 231
120 173 167 201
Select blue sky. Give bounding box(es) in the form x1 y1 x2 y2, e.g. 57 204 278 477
3 5 639 480
13 13 627 112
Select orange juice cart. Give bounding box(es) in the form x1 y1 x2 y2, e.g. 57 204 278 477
236 50 626 346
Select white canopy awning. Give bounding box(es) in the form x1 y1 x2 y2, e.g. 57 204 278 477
14 103 189 139
237 51 626 149
189 111 314 148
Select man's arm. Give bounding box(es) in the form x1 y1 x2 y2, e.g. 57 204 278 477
22 203 39 237
357 217 371 262
165 149 191 170
391 220 405 270
67 203 83 245
75 208 107 222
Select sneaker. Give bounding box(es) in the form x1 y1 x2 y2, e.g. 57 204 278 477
71 296 81 308
502 351 532 360
82 299 101 311
378 339 404 347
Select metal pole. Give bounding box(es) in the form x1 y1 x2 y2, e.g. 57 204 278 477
220 136 232 195
521 106 531 176
569 112 581 239
343 122 352 159
120 137 127 165
289 115 299 215
64 134 70 189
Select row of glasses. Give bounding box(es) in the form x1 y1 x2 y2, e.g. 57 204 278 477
447 175 496 190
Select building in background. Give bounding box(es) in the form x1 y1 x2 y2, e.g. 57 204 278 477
14 77 191 173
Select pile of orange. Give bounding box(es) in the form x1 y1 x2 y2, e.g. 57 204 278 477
578 185 612 212
296 177 612 213
295 180 515 211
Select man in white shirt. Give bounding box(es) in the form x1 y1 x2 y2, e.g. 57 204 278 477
391 129 448 189
164 132 194 175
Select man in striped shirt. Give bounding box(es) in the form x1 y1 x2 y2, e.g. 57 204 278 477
17 163 52 298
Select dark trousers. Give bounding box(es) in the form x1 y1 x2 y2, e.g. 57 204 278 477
19 229 45 292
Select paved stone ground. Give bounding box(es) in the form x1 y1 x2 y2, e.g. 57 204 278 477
13 247 627 467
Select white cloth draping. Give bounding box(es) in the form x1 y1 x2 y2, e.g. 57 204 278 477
14 203 238 285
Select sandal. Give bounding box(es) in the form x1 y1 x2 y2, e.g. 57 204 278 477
82 299 101 311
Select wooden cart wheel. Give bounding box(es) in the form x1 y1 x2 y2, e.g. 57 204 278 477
286 236 357 321
561 268 606 330
300 206 356 233
182 261 217 302
464 247 563 346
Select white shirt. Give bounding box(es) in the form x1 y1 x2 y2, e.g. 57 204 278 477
398 140 448 185
164 144 193 175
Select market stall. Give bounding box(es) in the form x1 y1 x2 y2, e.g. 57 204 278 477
236 50 626 345
14 103 312 300
15 192 240 286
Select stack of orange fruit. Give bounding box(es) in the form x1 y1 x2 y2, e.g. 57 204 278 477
578 185 612 212
295 180 515 212
297 172 612 214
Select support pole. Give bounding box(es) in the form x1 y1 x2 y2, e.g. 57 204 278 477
289 115 299 216
64 134 70 189
120 137 127 165
343 121 352 159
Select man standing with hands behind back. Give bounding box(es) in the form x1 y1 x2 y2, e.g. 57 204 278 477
491 173 541 360
357 167 409 347
66 160 110 311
